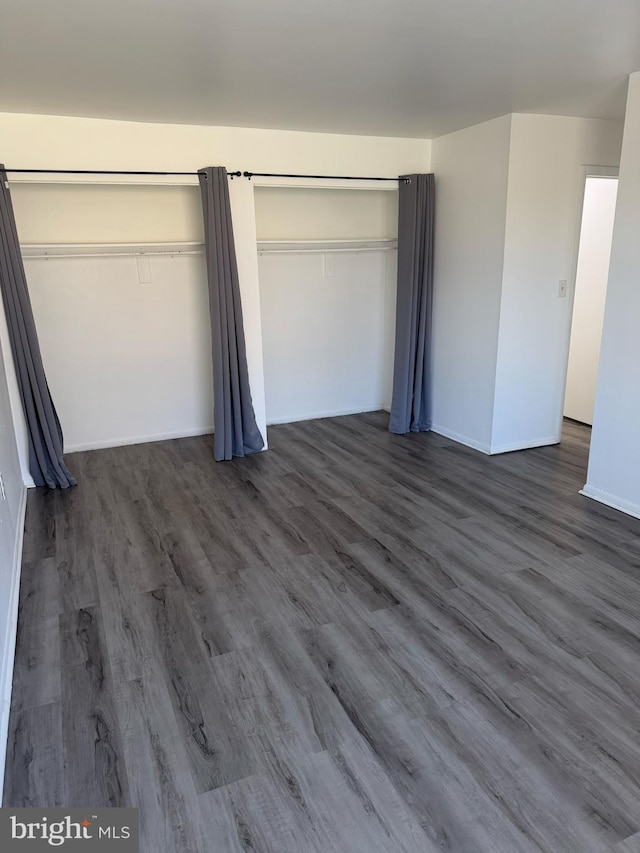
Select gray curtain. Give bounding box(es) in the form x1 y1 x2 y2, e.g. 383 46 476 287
389 173 435 435
198 167 264 461
0 167 76 488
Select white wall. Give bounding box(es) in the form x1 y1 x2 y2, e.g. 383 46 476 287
11 183 204 244
491 115 623 452
0 337 27 801
25 254 214 452
0 112 429 181
564 177 618 425
585 72 640 518
430 113 622 455
256 186 399 425
0 111 429 469
254 187 398 241
11 184 212 452
260 249 397 424
430 115 512 452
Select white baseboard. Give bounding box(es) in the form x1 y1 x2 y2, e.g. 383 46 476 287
0 484 28 803
64 426 214 453
489 435 560 455
430 424 492 454
430 425 561 457
579 484 640 521
267 405 385 426
65 410 391 452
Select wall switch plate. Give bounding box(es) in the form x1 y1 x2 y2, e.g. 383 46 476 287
558 279 568 298
323 253 336 277
136 256 153 285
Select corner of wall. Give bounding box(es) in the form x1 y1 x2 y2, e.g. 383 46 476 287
0 480 27 803
580 484 640 521
585 71 640 517
488 111 622 453
488 116 515 450
430 112 513 450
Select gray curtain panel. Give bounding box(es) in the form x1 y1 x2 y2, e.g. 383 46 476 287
389 173 435 434
0 167 76 488
198 167 264 461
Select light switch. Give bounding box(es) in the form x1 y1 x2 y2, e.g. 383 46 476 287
136 256 152 285
558 279 568 298
323 253 336 277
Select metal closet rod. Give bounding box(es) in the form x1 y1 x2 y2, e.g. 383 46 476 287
242 171 407 182
1 168 406 181
1 168 241 178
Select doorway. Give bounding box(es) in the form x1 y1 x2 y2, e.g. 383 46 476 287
564 175 618 430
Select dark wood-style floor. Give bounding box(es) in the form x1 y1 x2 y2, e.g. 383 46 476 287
5 413 640 852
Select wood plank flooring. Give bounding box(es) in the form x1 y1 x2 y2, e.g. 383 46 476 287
5 413 640 851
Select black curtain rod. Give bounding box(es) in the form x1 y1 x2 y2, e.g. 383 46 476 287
1 168 405 182
243 170 405 182
2 168 243 178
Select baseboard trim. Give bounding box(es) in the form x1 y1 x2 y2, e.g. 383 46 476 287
267 405 385 426
579 484 640 521
489 436 560 455
65 411 393 450
430 424 491 454
65 426 214 453
0 483 28 803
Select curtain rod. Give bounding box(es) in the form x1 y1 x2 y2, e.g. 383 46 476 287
243 171 407 183
1 168 406 182
1 168 242 178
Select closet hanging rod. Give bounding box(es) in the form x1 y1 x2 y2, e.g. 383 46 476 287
1 168 242 178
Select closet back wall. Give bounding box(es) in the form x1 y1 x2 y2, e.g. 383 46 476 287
255 187 398 424
12 184 212 451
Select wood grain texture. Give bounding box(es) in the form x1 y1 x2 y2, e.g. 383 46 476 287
5 414 640 851
58 605 129 807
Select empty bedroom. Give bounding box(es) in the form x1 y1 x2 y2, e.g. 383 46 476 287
1 2 640 851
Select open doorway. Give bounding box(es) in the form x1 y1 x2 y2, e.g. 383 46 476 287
563 175 618 444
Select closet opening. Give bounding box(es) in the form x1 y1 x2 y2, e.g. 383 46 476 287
253 184 399 427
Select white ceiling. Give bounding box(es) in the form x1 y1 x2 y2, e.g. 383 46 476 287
1 0 639 139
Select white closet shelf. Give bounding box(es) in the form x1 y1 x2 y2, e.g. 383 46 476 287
20 242 204 260
257 239 397 254
21 239 398 260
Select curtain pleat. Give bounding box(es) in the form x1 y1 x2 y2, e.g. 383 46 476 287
198 167 264 461
0 167 76 488
389 173 435 434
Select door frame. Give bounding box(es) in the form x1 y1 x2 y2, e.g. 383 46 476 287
555 165 619 439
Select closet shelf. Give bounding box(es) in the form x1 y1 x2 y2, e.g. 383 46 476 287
21 238 398 260
257 239 397 254
20 241 204 260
